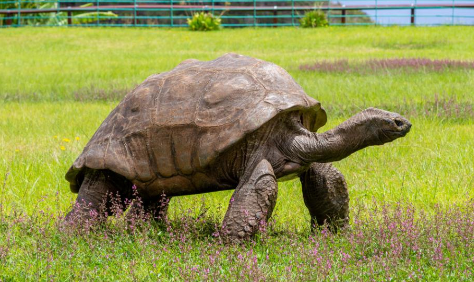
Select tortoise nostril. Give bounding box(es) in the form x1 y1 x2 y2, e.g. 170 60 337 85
394 119 404 127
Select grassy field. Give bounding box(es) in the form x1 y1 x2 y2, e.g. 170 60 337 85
1 27 474 280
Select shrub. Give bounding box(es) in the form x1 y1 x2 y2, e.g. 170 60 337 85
187 12 221 31
299 10 329 28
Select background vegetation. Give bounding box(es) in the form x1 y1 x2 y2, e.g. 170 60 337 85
299 10 329 28
1 27 473 280
187 12 221 31
0 0 373 27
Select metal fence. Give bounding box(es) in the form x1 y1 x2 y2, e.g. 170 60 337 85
1 0 473 27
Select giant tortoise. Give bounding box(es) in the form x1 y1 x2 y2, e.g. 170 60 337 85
65 53 411 239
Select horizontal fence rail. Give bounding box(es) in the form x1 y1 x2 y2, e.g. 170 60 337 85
1 0 473 27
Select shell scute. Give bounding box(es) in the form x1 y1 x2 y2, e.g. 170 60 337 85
84 144 105 169
154 70 214 126
172 126 198 175
104 140 135 180
148 127 177 178
124 131 154 182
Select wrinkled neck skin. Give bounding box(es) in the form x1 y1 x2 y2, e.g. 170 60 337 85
280 113 375 166
214 112 378 184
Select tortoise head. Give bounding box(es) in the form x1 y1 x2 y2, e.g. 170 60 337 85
354 107 412 145
283 107 412 164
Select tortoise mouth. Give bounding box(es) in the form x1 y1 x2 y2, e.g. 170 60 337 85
385 121 412 138
381 117 412 140
398 119 412 135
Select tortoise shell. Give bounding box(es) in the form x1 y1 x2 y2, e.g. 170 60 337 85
66 53 327 191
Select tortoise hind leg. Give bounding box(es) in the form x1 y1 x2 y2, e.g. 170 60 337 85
126 195 172 222
300 163 349 232
222 159 278 240
65 169 133 222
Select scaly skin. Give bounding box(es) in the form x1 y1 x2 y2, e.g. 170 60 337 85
300 163 349 231
222 159 278 240
126 195 171 221
65 169 133 221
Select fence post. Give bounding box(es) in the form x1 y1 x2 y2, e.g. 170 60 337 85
68 8 72 25
273 7 277 27
5 15 13 26
134 0 137 26
451 0 455 25
327 0 331 26
170 0 174 27
253 0 256 27
17 0 20 27
375 0 378 26
96 0 99 26
410 7 415 25
56 0 60 26
291 0 294 26
341 9 345 24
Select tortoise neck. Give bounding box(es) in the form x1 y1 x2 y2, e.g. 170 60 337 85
290 116 371 164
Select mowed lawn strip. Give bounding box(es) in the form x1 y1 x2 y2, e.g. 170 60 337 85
1 27 474 106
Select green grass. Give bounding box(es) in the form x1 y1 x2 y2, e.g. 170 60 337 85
1 27 474 280
2 27 474 105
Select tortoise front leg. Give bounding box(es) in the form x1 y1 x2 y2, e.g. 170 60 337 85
222 159 278 240
300 163 349 232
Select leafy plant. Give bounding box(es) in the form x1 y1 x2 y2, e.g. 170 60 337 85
300 10 329 28
1 0 117 26
26 3 117 26
0 0 36 26
187 12 221 31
